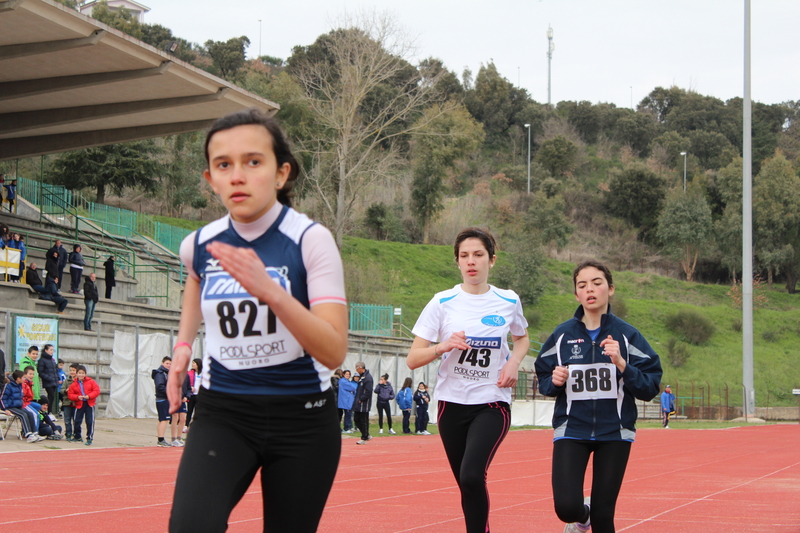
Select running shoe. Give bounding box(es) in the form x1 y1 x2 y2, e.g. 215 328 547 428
388 429 396 435
85 438 92 446
172 439 185 447
563 497 591 533
26 434 38 443
379 429 384 434
422 430 431 435
157 440 172 447
72 437 83 443
356 439 367 445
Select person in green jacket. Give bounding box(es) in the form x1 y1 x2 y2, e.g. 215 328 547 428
18 346 40 399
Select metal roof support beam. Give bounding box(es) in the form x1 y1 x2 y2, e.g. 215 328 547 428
0 29 106 60
0 61 173 102
0 0 25 13
0 87 230 134
0 120 215 160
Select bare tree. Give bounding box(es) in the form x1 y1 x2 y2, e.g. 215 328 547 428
290 12 455 246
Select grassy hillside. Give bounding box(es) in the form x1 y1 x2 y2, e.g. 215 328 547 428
341 236 800 407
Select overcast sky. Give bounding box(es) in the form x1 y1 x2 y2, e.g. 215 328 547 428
143 0 798 109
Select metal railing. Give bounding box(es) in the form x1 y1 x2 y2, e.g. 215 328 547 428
349 303 394 336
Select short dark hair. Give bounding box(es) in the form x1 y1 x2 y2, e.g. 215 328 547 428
23 365 34 373
204 108 299 207
38 397 49 406
43 344 53 352
572 260 614 290
28 346 38 353
454 227 497 260
76 365 87 373
69 363 80 370
11 370 24 381
162 356 172 363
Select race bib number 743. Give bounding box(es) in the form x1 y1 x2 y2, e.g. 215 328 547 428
566 363 618 401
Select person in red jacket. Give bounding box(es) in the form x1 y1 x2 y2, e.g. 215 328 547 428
67 365 100 445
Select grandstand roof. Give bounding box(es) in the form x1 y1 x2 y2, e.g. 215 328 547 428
0 0 279 161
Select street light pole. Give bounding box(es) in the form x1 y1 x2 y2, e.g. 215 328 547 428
525 123 531 194
258 19 262 58
680 151 687 192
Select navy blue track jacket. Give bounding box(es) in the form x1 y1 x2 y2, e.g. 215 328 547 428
535 305 662 442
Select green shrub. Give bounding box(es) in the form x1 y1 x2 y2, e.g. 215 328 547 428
731 319 742 332
666 338 690 367
761 330 780 342
525 309 541 329
664 309 715 345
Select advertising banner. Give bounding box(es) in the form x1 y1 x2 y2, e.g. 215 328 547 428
13 315 59 364
0 247 21 278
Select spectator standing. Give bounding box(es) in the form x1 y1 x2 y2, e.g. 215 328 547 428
44 247 59 283
19 346 40 399
26 263 47 295
55 240 67 289
337 369 357 433
396 377 414 434
103 255 116 299
68 244 85 294
3 179 16 212
7 232 25 282
83 272 99 331
37 344 59 414
413 382 431 435
374 373 395 434
661 385 676 429
152 356 173 447
353 361 374 445
46 240 67 289
184 358 202 430
67 365 100 445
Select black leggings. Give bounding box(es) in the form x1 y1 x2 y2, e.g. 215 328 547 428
552 439 632 533
376 401 392 429
169 388 341 533
437 401 511 533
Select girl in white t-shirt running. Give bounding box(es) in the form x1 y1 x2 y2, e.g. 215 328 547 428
407 227 530 533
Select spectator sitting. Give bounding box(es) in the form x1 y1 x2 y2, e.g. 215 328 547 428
0 370 45 442
41 277 68 314
26 263 47 295
36 398 63 439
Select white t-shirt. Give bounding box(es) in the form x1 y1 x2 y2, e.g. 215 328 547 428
412 284 528 405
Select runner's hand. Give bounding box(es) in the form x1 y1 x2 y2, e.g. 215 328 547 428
551 365 569 387
600 335 625 371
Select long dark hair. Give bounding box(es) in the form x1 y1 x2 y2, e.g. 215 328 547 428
572 260 614 291
204 108 299 207
402 377 413 389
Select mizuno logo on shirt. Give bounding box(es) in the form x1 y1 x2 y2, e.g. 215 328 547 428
466 337 501 348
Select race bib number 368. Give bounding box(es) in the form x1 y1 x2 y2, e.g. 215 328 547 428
566 363 618 401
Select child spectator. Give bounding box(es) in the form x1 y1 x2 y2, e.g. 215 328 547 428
36 398 63 439
396 377 414 434
7 232 25 282
37 344 59 413
57 360 66 396
1 370 45 442
19 345 40 399
337 370 357 433
414 382 431 435
22 366 42 432
61 363 78 440
152 356 174 447
67 365 100 445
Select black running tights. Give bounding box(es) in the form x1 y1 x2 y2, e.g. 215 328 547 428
552 439 631 533
437 401 511 533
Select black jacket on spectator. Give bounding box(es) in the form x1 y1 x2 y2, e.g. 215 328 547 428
44 253 59 280
104 257 116 288
84 278 99 303
352 369 374 413
26 267 43 287
37 352 59 388
152 365 169 401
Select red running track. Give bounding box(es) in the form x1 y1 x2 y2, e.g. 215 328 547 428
0 425 798 532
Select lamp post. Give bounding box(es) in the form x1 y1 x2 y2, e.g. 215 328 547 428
525 123 531 194
680 151 687 192
258 19 262 58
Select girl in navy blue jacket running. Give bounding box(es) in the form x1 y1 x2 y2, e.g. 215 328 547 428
535 260 662 533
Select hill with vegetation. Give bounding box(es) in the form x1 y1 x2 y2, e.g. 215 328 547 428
342 236 800 408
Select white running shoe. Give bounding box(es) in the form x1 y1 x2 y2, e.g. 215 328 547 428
379 429 384 434
563 497 591 533
422 430 431 435
665 425 670 429
388 428 396 435
172 439 184 447
356 439 367 445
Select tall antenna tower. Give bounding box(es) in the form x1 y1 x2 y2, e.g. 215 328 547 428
547 26 555 106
